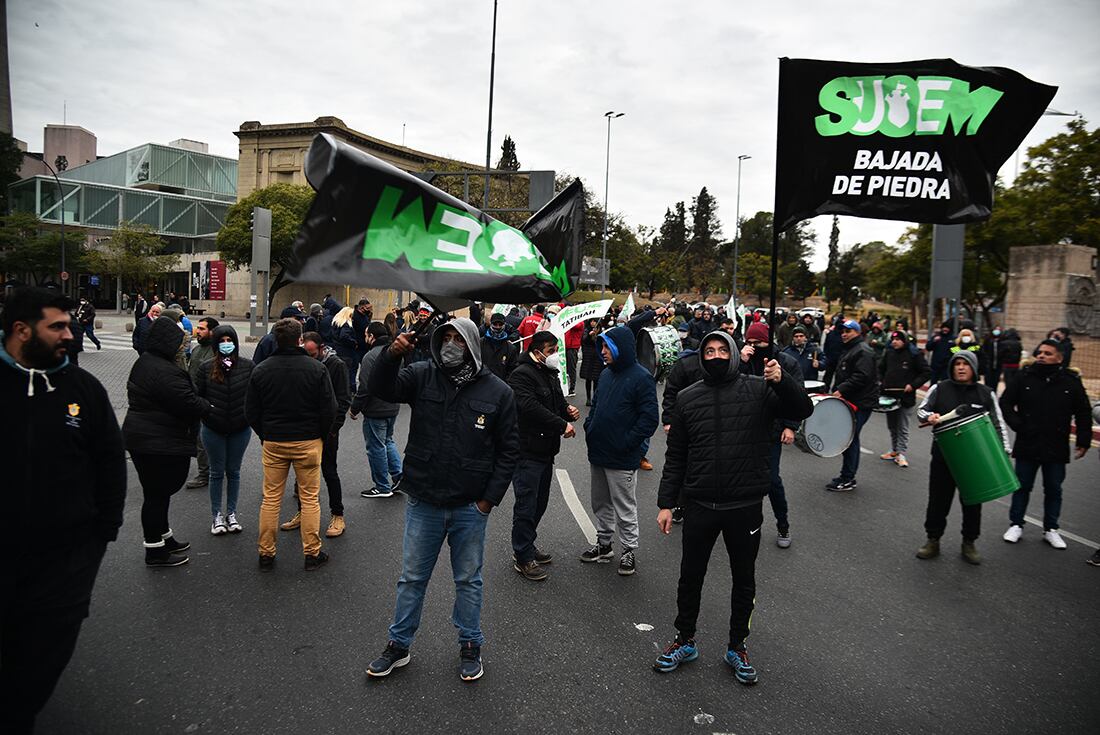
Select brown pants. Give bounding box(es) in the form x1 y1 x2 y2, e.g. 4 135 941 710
258 439 323 557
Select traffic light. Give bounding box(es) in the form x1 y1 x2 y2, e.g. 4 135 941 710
249 210 255 231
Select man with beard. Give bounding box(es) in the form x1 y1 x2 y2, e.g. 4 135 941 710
740 322 804 547
131 301 163 355
1 288 126 733
365 318 518 682
653 330 811 683
185 316 220 489
826 320 880 492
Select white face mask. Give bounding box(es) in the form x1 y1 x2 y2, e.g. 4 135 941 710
961 336 973 344
540 350 561 371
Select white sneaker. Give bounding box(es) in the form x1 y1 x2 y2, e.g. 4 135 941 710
1043 529 1067 550
226 512 243 533
1003 525 1023 543
211 513 228 535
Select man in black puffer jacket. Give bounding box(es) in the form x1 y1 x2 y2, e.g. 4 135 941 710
507 330 580 581
826 320 880 492
653 330 811 684
365 317 518 683
246 318 337 572
1 288 127 733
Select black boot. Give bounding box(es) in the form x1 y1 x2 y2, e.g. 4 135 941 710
145 541 188 567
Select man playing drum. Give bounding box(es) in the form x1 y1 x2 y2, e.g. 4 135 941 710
878 330 931 469
915 351 1010 565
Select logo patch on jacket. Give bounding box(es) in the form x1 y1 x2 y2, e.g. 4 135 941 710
475 414 486 429
66 403 82 428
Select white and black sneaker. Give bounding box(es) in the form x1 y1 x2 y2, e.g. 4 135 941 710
579 543 613 563
226 512 243 533
618 549 637 576
211 513 228 536
390 474 403 494
366 641 411 678
826 478 857 492
361 486 394 499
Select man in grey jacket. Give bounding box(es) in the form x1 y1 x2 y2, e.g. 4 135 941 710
351 322 403 498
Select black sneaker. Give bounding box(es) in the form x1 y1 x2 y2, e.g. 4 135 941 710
618 549 637 576
1087 550 1100 567
671 507 684 524
579 543 613 563
826 478 857 492
361 486 394 499
163 536 190 554
304 551 330 571
513 559 548 581
533 547 553 565
258 554 275 572
367 641 410 678
459 642 483 681
390 474 403 494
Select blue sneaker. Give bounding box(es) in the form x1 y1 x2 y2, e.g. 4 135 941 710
725 645 758 685
653 637 698 673
459 642 483 681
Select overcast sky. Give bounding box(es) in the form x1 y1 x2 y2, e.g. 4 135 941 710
10 0 1099 270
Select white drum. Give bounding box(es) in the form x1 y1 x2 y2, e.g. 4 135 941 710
796 395 855 457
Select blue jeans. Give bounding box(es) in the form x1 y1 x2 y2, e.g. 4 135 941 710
202 425 252 516
83 324 101 349
363 417 402 492
388 496 489 649
840 408 873 481
768 441 789 529
1010 459 1067 530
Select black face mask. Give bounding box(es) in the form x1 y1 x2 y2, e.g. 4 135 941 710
751 344 772 361
1032 362 1059 376
703 358 729 380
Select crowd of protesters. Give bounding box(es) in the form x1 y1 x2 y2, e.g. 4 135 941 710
2 284 1097 729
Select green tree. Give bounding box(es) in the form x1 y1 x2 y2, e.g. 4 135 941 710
86 221 177 294
736 252 774 303
782 259 817 303
822 215 841 308
0 132 24 213
496 136 521 171
216 183 315 308
0 212 87 286
833 245 866 309
687 187 723 294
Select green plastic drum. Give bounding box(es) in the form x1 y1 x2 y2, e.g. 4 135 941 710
932 412 1020 505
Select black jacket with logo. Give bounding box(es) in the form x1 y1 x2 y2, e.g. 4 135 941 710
245 346 337 442
1 337 127 551
508 351 570 462
658 332 813 511
834 337 880 410
999 364 1092 463
122 317 211 455
370 318 519 507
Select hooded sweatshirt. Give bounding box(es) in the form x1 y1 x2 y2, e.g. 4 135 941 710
658 331 813 510
369 317 520 507
583 325 659 469
1 331 127 550
917 351 1010 453
194 325 254 435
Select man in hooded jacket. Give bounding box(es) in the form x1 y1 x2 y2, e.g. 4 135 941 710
480 311 518 380
652 330 811 683
580 323 659 576
1 288 127 733
365 317 519 683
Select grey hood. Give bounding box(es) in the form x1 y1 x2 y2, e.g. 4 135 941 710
949 349 979 379
430 317 483 372
696 330 741 383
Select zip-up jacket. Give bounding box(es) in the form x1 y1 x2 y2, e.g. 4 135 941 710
880 344 931 408
583 325 659 470
194 325 253 435
999 363 1091 463
833 337 880 410
245 346 337 442
508 351 571 462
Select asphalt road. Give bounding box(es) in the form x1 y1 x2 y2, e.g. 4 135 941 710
37 328 1100 734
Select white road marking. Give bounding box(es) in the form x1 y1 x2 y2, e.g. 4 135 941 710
634 623 654 631
989 498 1098 548
555 468 597 545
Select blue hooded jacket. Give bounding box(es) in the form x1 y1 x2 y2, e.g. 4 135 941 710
583 325 659 469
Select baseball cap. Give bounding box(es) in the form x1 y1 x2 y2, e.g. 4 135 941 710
841 319 862 333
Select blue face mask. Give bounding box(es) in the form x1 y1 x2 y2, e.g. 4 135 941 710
218 342 235 355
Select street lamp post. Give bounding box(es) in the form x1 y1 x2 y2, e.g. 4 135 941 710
483 0 499 210
731 154 751 304
41 157 68 296
601 111 624 300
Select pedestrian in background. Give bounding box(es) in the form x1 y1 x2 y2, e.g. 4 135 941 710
185 316 219 490
131 301 163 355
123 316 211 567
826 320 880 493
879 329 930 468
75 297 100 350
246 318 337 571
925 323 955 384
194 325 253 536
351 322 403 499
999 339 1092 549
331 306 359 392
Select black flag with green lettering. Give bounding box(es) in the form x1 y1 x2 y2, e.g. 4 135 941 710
774 58 1057 232
521 178 585 298
288 133 566 303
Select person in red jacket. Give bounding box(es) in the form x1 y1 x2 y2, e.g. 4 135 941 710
518 305 546 352
565 318 584 396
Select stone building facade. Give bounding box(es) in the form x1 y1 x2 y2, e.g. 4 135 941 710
1005 244 1099 345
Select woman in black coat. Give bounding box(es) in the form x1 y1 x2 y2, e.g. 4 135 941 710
194 325 254 536
122 316 211 567
579 319 606 406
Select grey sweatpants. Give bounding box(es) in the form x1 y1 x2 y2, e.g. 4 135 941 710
887 405 911 455
590 464 639 550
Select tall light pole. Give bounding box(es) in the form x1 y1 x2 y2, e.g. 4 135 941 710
41 157 68 295
731 154 751 304
1013 107 1078 180
601 111 624 300
483 0 499 210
